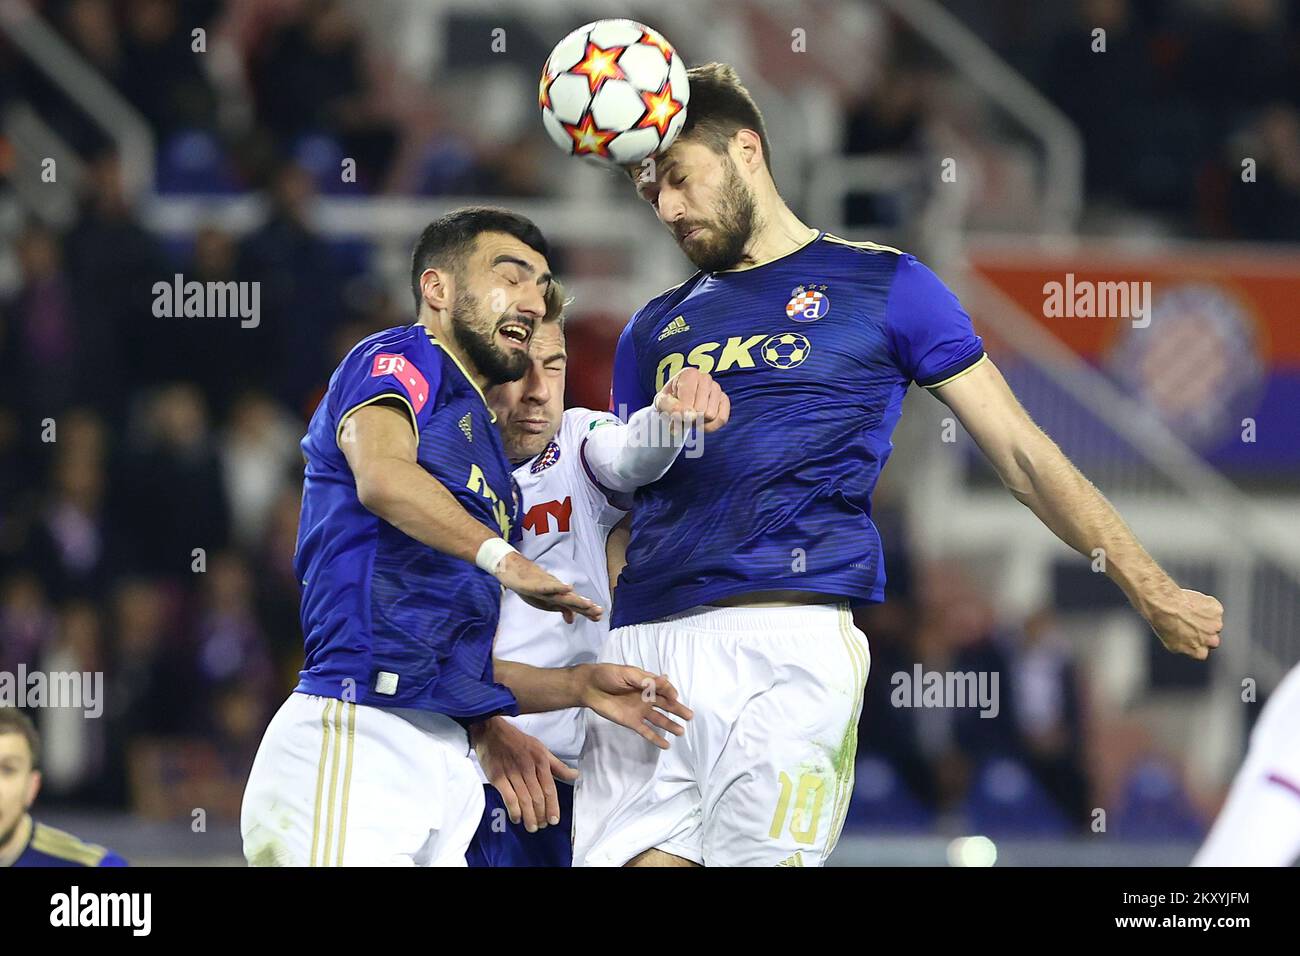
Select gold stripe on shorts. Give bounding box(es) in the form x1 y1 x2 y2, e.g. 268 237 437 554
335 702 357 866
310 699 336 867
322 699 344 865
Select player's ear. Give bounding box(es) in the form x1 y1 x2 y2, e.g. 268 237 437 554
733 129 764 175
420 267 454 313
25 769 41 807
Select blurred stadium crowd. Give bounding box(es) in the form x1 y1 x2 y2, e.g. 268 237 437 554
0 0 1294 839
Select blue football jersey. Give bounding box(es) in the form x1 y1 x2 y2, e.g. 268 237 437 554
610 233 985 627
294 324 521 721
12 821 127 867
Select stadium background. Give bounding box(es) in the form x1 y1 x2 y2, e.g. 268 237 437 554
1 0 1298 865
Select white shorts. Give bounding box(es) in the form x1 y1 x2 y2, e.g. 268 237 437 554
241 692 484 866
572 603 870 867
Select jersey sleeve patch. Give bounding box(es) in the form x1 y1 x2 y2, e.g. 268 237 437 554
370 353 431 413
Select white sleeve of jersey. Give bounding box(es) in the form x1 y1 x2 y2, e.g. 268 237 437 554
564 409 630 528
577 404 686 493
1193 664 1300 866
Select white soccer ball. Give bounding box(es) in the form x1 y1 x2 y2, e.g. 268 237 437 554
538 19 689 165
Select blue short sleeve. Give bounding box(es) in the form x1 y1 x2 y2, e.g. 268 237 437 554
334 336 442 439
886 255 985 388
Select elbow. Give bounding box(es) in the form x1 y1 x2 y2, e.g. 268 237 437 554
354 467 391 515
999 448 1038 503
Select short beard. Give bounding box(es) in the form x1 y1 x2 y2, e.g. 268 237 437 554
682 158 757 273
451 289 529 386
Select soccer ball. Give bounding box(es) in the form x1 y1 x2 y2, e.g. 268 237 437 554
538 19 690 165
762 332 812 369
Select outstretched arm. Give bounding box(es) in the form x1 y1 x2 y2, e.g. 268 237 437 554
492 659 692 747
932 358 1224 659
584 367 730 492
340 402 601 622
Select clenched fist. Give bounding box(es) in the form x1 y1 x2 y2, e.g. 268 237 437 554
654 367 730 434
1148 588 1224 660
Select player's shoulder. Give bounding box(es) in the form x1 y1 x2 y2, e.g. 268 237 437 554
817 233 916 272
334 324 435 375
558 407 621 447
28 821 124 867
627 273 708 335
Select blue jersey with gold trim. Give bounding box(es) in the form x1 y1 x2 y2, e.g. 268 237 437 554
294 324 520 720
610 233 985 627
12 821 127 867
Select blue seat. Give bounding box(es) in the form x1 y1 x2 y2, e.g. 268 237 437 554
843 754 934 832
156 129 239 195
961 757 1071 836
1113 759 1205 841
293 133 360 195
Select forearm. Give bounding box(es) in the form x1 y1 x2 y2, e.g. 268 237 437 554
1010 434 1178 616
583 406 687 492
494 659 588 714
356 456 497 564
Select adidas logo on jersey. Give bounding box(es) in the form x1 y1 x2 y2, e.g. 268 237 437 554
777 851 805 867
458 412 473 441
657 315 690 340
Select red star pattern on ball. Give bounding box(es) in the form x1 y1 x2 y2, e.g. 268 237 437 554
637 83 684 138
570 40 627 94
538 68 555 110
638 28 674 62
563 113 619 156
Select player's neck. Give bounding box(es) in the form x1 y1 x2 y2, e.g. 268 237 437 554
0 812 32 867
737 198 816 270
419 316 491 392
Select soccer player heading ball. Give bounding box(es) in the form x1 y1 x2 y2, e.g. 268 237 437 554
569 62 1225 867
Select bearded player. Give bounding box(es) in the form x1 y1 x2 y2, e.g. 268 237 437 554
571 64 1226 868
466 312 728 867
241 207 690 867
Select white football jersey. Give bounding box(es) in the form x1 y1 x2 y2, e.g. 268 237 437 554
1194 661 1300 866
477 408 628 773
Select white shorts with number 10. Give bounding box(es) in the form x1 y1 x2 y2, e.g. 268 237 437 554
572 603 870 867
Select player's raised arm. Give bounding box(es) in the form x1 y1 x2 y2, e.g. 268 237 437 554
340 400 602 623
932 358 1224 659
583 367 730 492
492 659 692 749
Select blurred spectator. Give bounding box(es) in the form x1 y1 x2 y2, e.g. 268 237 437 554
119 0 221 137
65 152 165 407
251 0 398 188
240 162 344 412
1210 103 1300 241
117 385 231 580
1008 608 1091 826
37 601 108 801
25 420 115 602
0 573 55 676
0 226 120 426
219 391 302 550
193 552 275 716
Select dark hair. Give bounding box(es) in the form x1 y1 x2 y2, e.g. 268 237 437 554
0 709 40 770
678 63 772 171
409 206 551 313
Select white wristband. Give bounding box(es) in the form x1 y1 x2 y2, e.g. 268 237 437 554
475 537 517 574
